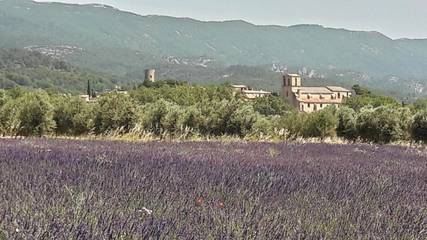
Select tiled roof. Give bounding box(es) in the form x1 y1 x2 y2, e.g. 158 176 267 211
243 90 271 94
298 98 344 104
326 86 351 92
231 84 248 88
285 73 301 77
292 87 333 94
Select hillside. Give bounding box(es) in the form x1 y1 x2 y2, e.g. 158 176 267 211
0 48 131 92
1 0 427 98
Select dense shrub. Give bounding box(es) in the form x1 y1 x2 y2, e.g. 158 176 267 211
336 107 358 141
411 110 427 143
228 103 259 136
131 84 236 106
53 96 94 135
93 93 136 134
198 99 236 136
303 108 338 139
275 112 308 139
0 89 7 107
249 116 277 138
345 95 399 111
137 100 178 135
252 96 292 116
0 85 426 144
412 99 427 111
0 91 54 136
356 106 408 143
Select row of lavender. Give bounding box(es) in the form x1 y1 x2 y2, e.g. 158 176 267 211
0 139 426 239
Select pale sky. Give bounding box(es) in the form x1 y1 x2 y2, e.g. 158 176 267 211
36 0 427 39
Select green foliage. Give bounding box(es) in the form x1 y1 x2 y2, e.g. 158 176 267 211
352 84 372 96
336 107 358 141
304 109 338 139
228 103 260 136
137 100 181 135
131 84 236 106
345 95 399 111
0 48 129 93
0 83 426 144
142 79 188 88
411 110 427 143
93 94 136 134
0 230 6 240
5 86 25 99
412 99 427 111
275 112 308 139
53 96 94 135
252 96 292 116
137 99 204 136
87 80 91 97
0 91 54 136
198 99 236 136
356 106 409 143
249 116 277 137
0 89 7 108
3 0 427 101
397 107 413 141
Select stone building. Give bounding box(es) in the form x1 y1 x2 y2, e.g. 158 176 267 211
282 74 351 112
144 69 156 82
231 84 271 99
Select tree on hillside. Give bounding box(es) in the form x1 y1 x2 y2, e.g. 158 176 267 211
87 80 91 97
352 85 372 96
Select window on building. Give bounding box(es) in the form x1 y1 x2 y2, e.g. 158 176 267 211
320 104 323 108
308 103 311 108
338 93 341 98
307 94 311 99
286 91 288 97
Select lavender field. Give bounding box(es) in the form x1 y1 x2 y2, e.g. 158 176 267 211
0 139 426 239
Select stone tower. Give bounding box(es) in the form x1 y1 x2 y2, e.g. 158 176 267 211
282 73 301 107
144 69 156 82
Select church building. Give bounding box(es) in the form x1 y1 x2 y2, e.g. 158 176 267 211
282 74 351 112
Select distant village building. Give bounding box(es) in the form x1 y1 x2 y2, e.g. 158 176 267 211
107 85 128 95
231 84 249 92
231 84 272 99
144 69 156 82
79 94 97 103
79 94 90 102
282 74 351 112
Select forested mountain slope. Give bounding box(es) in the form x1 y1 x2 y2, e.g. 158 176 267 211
1 0 427 98
0 48 128 92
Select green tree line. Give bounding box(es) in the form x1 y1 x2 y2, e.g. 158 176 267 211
1 83 427 144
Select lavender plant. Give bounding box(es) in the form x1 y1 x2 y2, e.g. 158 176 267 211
0 139 426 239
